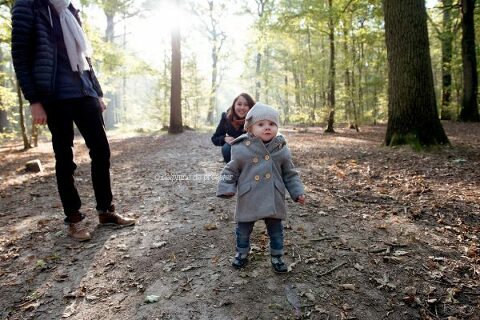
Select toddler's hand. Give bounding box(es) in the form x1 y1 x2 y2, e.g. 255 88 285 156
296 195 305 205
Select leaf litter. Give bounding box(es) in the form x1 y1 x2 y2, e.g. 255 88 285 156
0 123 479 319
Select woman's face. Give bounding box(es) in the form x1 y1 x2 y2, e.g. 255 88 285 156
233 96 250 119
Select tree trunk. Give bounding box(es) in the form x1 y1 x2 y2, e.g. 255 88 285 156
105 13 115 42
163 49 170 127
169 22 183 134
254 0 267 102
459 0 479 121
383 0 449 147
325 0 336 133
284 74 289 124
207 46 217 125
30 121 38 147
293 69 301 109
0 111 7 133
255 53 262 101
357 40 365 121
440 0 453 120
103 11 116 128
343 25 356 129
16 80 31 150
0 47 7 133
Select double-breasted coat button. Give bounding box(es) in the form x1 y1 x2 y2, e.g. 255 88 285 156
245 141 251 146
264 155 270 160
254 175 260 181
252 157 259 163
265 173 271 179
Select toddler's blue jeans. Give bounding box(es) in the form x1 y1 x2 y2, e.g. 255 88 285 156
235 218 284 256
221 143 232 163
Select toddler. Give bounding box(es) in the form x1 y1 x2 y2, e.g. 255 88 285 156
216 102 305 273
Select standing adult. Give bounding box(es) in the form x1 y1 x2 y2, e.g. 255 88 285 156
11 0 136 241
211 93 255 163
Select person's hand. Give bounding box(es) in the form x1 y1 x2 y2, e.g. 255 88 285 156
225 136 235 145
296 195 306 205
31 102 47 125
98 98 107 112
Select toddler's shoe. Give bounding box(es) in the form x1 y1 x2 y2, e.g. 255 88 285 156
271 255 288 273
232 253 248 269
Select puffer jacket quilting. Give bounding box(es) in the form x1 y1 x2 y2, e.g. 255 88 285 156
11 0 103 103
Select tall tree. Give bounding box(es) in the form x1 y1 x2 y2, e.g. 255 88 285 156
169 10 183 134
15 80 30 149
459 0 479 121
383 0 449 146
0 42 7 132
325 0 336 133
254 0 269 101
440 0 454 119
190 0 227 125
0 0 13 132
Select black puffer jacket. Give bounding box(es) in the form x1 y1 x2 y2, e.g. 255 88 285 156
211 112 246 146
11 0 103 104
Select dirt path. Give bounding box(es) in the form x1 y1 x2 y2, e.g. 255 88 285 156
0 122 479 319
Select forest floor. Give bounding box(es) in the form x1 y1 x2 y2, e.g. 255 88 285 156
0 121 479 320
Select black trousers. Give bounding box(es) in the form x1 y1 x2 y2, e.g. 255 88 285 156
45 97 112 222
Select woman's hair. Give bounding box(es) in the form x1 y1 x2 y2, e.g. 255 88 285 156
226 93 255 122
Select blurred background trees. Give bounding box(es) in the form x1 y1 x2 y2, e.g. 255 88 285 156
0 0 478 146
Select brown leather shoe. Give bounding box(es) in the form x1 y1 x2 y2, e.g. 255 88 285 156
98 205 136 227
67 222 92 241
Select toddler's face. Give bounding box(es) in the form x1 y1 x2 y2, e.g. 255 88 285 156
251 120 278 142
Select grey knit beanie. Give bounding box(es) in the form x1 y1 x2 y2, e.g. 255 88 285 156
244 102 280 129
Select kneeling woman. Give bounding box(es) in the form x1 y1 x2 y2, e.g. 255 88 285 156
211 93 255 163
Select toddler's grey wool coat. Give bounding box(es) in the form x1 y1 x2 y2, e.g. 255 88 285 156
216 133 304 222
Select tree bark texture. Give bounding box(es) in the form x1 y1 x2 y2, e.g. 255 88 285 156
325 0 336 133
459 0 479 121
169 23 183 134
383 0 449 146
255 53 262 102
16 80 30 149
440 0 453 120
0 47 7 132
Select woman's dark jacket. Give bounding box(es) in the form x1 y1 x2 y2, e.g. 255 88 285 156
11 0 103 104
211 112 246 146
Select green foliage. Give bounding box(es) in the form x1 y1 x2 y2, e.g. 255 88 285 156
243 0 387 126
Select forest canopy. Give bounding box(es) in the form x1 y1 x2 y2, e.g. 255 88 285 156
0 0 479 147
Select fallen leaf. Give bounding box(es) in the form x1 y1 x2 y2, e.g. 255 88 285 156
180 265 195 272
62 301 77 318
354 263 364 271
304 292 315 302
342 303 353 311
339 284 355 291
204 222 218 230
35 259 47 270
213 300 233 308
393 250 409 256
85 295 98 302
145 295 160 303
152 241 167 249
288 260 299 272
